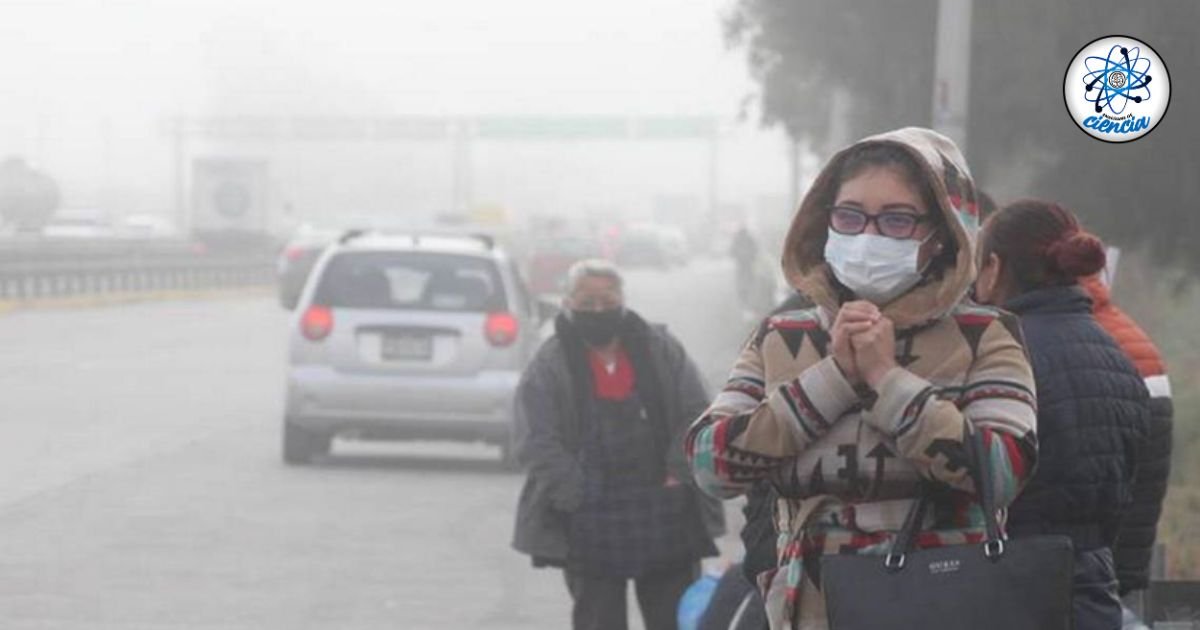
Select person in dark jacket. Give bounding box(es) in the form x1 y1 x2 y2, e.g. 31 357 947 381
511 258 725 630
730 225 763 310
973 200 1151 630
1080 273 1173 599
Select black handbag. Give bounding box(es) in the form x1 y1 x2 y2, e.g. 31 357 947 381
820 435 1075 630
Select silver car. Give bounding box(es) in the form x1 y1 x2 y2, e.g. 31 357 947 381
283 230 549 465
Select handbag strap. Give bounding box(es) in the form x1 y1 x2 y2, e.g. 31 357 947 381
885 482 932 570
885 423 1006 567
966 422 1006 558
965 421 1005 544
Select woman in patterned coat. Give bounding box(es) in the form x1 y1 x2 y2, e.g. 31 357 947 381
686 127 1038 629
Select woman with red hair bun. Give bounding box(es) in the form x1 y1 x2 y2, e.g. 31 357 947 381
973 200 1152 630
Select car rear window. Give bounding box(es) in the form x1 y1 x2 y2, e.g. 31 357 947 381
314 251 506 312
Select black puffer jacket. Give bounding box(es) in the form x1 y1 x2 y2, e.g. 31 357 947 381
1005 286 1151 550
1082 274 1174 593
1115 391 1172 593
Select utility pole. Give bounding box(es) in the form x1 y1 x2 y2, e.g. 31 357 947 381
707 125 719 226
172 117 189 235
826 85 851 157
932 0 972 153
450 121 473 216
788 134 803 211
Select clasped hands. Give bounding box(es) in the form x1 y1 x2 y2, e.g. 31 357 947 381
831 301 898 389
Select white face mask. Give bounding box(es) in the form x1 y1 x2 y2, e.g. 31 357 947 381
824 229 930 305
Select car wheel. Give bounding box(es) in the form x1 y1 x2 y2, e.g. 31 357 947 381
282 420 332 465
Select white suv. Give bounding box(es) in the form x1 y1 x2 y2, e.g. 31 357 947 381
283 230 548 465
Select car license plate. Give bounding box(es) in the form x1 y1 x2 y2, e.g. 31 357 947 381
381 334 433 361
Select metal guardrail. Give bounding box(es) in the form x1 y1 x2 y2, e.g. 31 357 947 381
1129 545 1200 629
0 237 276 301
0 236 200 261
1147 580 1200 629
0 257 274 300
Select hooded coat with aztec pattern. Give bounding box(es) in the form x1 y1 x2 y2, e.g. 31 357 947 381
686 127 1039 630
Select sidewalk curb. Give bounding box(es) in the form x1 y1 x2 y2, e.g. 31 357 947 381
0 286 275 315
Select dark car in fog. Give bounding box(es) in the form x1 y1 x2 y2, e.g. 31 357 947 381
283 230 550 465
277 227 340 309
614 224 688 269
527 235 603 296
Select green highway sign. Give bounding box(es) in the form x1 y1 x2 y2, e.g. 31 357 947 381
180 116 717 142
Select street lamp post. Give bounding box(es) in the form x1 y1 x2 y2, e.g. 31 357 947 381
932 0 972 153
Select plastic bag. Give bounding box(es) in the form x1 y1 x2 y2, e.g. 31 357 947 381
677 571 721 630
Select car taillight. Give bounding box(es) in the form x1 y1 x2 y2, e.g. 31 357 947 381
485 311 519 347
284 246 308 262
301 305 334 341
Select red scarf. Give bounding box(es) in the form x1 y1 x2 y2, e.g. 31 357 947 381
588 347 635 401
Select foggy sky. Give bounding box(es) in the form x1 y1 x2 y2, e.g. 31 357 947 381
0 0 786 221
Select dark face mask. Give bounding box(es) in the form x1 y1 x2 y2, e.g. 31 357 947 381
572 308 625 346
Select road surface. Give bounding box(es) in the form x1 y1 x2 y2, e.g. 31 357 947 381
0 259 756 629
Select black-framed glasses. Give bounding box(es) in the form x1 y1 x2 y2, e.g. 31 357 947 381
829 206 929 239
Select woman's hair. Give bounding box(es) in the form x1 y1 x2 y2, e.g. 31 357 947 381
829 142 956 269
980 199 1106 292
833 143 940 211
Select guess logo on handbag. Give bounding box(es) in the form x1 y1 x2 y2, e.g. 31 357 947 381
928 559 961 575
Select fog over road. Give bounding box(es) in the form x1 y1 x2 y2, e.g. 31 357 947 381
0 259 754 629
